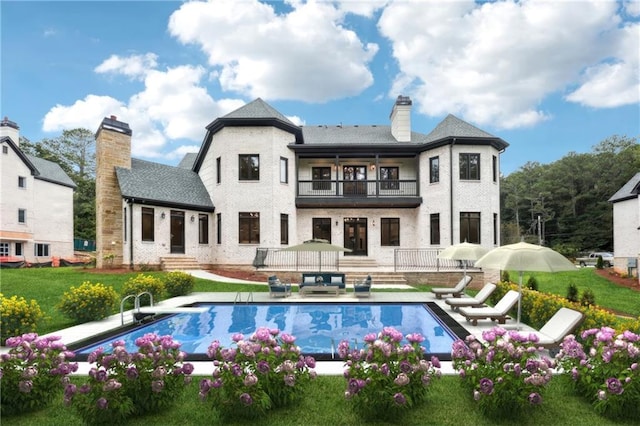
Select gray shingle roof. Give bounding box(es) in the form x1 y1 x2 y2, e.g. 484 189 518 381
25 154 76 188
300 125 427 145
116 158 214 210
177 152 197 169
609 172 640 203
223 98 296 125
424 114 497 142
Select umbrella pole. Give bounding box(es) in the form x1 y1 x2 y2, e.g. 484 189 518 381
517 270 523 328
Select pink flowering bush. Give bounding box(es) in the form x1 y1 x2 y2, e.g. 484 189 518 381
201 327 317 420
338 327 441 422
556 327 639 419
67 333 194 425
452 327 554 417
0 333 78 416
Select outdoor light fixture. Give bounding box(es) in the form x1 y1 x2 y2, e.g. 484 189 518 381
190 215 195 222
370 164 376 170
161 212 166 219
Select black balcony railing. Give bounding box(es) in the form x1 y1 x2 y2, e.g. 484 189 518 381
297 180 418 198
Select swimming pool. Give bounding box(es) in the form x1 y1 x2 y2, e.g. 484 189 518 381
72 302 467 361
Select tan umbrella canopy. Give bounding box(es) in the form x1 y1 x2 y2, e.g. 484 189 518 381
438 241 490 281
279 239 352 271
474 241 577 328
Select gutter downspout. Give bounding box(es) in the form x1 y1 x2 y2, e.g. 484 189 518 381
128 199 134 270
449 138 456 244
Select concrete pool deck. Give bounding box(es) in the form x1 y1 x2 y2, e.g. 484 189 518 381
21 270 541 376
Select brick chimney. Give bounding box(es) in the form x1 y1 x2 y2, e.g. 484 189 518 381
390 95 412 142
95 115 132 269
0 117 20 145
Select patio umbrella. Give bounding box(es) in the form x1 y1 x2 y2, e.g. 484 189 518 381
437 241 490 282
474 241 576 329
279 239 352 271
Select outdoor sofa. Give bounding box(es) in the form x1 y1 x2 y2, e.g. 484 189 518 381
299 272 345 295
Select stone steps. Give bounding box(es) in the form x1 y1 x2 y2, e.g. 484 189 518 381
160 256 200 271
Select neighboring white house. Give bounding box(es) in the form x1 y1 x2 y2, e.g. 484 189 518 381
95 96 508 270
608 172 640 279
0 117 76 264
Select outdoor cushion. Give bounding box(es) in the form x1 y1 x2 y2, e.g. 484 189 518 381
303 276 316 284
331 276 343 284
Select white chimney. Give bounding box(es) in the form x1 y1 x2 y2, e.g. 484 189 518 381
0 117 20 146
390 96 412 142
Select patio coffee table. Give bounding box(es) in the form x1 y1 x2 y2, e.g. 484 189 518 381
300 285 340 296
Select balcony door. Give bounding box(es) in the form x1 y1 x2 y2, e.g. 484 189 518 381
344 217 367 256
343 165 367 196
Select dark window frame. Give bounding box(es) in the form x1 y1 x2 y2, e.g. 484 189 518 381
18 176 26 188
460 211 481 244
459 153 481 180
492 155 497 182
312 218 332 242
199 214 209 244
280 157 288 184
312 167 331 191
239 154 260 181
239 212 260 244
18 208 26 224
280 213 289 244
141 207 155 242
380 167 399 190
216 213 222 244
381 218 400 246
429 156 439 183
430 213 440 245
216 157 221 184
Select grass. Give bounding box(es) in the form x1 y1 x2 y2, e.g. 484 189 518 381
2 376 637 426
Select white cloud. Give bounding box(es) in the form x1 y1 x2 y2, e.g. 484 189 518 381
95 53 158 79
42 95 127 133
168 0 377 102
379 0 636 129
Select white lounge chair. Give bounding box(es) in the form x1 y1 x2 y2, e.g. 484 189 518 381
529 307 584 349
431 275 473 299
445 283 497 311
459 290 520 326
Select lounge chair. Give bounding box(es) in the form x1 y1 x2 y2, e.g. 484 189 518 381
267 275 291 298
431 275 473 299
444 283 497 311
529 307 584 349
353 275 372 298
458 290 520 326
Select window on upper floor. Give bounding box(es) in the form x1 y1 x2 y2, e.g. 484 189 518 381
2 145 8 154
312 218 331 242
281 214 289 244
492 155 497 182
280 157 288 183
216 213 222 244
239 154 259 181
34 243 49 257
430 213 440 245
460 212 480 244
216 157 221 184
142 207 154 242
312 167 331 191
430 156 439 183
459 153 480 180
199 214 209 244
18 176 26 188
18 209 26 224
380 167 399 190
0 243 8 256
239 212 260 244
381 218 400 246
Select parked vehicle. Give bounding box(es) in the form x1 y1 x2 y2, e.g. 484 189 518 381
576 252 614 267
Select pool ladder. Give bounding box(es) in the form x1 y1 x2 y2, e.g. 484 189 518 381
120 291 154 325
234 291 254 304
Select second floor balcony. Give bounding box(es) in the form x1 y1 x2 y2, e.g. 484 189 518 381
296 179 421 208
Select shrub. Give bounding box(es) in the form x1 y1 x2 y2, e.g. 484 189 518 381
0 293 45 344
121 274 165 306
0 333 78 416
163 271 195 297
338 327 441 422
67 334 194 424
57 282 118 323
596 255 604 269
566 283 579 303
201 327 317 420
452 327 554 418
556 327 640 419
526 275 539 291
501 271 510 283
580 288 596 307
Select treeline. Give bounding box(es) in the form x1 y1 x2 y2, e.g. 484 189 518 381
501 135 640 256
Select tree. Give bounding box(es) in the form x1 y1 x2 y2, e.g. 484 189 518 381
19 129 96 240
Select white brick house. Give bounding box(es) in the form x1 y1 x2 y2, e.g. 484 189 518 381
95 96 508 270
0 118 76 264
608 172 640 278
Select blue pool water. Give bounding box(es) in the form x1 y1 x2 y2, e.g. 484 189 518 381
75 303 462 360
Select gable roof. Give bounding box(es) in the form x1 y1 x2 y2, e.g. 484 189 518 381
425 114 496 142
1 136 76 188
222 98 296 124
116 158 214 211
177 152 197 169
609 172 640 203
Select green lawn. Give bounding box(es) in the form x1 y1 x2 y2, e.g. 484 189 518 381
2 375 637 426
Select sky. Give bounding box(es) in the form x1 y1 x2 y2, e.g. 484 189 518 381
2 0 639 176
